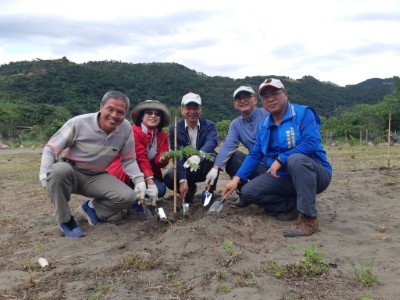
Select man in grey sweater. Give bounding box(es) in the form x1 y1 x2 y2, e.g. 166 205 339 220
39 91 147 237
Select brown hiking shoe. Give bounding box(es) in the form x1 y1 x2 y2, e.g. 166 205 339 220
283 213 319 237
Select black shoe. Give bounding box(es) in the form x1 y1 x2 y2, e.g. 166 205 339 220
230 196 248 208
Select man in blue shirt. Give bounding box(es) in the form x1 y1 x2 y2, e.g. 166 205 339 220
204 86 268 204
224 79 332 237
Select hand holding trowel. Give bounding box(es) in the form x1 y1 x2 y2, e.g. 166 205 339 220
209 175 238 212
146 184 167 220
203 167 218 207
137 193 155 219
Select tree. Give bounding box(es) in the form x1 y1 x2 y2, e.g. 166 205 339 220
0 101 20 138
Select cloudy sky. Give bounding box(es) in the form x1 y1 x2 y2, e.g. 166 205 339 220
0 0 399 86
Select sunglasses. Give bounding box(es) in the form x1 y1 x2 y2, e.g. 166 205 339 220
144 110 161 117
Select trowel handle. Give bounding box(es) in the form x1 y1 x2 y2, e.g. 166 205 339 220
220 193 229 203
136 192 145 205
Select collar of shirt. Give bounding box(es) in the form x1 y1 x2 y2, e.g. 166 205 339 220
184 119 200 130
94 112 103 132
240 107 258 122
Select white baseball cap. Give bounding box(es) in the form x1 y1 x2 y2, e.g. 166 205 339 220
233 86 255 100
181 92 202 106
258 78 285 95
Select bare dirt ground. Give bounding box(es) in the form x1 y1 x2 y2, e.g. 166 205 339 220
0 146 400 300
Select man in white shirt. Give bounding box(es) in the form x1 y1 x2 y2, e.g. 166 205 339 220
164 92 218 203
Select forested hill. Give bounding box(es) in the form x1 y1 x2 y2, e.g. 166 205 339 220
0 58 396 122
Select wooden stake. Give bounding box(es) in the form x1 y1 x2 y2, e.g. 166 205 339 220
387 113 391 169
173 116 178 213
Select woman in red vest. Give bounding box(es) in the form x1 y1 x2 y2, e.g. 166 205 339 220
107 100 171 205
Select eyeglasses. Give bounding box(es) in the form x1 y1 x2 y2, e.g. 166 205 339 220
234 94 253 102
144 110 161 117
260 90 284 101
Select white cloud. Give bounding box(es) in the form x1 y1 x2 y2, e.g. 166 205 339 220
0 0 399 86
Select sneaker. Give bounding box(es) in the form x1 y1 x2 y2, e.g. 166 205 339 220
128 201 144 214
283 213 319 237
275 209 298 221
79 200 103 225
59 216 86 238
230 196 248 208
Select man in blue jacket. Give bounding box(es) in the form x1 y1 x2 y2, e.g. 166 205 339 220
224 79 332 237
164 92 218 203
204 86 268 204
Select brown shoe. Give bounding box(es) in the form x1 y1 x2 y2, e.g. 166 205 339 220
275 209 298 221
283 213 319 237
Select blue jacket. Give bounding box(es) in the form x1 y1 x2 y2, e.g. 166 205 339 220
169 117 218 180
236 102 332 180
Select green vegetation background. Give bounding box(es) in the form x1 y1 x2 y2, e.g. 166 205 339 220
0 58 399 144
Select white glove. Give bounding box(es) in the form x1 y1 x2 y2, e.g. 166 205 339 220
183 155 201 172
205 168 219 185
133 181 146 202
145 184 158 206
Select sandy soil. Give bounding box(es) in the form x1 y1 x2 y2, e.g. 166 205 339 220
0 147 399 300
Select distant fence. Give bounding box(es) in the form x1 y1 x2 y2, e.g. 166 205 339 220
322 130 398 146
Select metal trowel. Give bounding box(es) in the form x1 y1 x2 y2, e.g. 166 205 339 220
156 207 167 220
208 194 228 213
201 184 213 206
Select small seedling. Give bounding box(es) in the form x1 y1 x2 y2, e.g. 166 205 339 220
218 271 227 280
261 245 329 278
289 243 297 257
170 279 186 289
262 260 286 279
35 244 45 253
223 240 234 251
353 265 379 287
89 284 114 300
217 284 232 293
89 291 101 300
164 272 191 296
233 277 256 287
163 146 215 171
127 257 135 264
300 246 329 275
125 255 159 270
219 240 242 267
